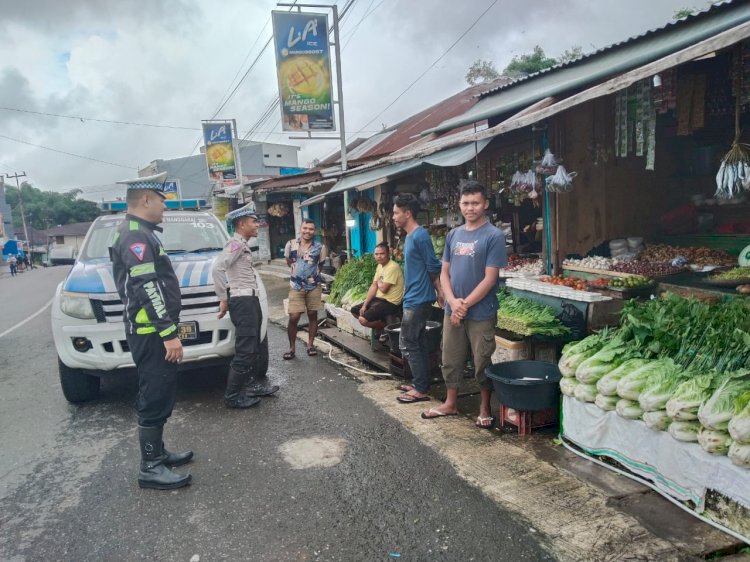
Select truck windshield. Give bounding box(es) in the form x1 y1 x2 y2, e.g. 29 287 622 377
80 215 228 260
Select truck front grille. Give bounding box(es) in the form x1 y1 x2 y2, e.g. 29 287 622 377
89 286 221 323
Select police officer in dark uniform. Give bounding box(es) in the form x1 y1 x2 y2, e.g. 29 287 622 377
110 172 192 490
213 205 279 408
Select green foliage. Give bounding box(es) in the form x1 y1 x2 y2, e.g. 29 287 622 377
329 254 378 307
4 182 100 230
558 46 584 65
673 7 696 19
496 289 569 337
502 46 558 79
465 59 500 86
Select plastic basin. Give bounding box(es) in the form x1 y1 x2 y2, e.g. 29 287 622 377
485 360 562 411
384 321 442 354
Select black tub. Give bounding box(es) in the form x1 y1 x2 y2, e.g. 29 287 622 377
384 321 442 354
485 360 561 411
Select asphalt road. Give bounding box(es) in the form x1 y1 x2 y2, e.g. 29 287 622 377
0 266 553 561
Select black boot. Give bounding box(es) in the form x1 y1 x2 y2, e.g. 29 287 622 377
138 426 192 490
224 367 261 409
162 442 194 467
242 375 279 398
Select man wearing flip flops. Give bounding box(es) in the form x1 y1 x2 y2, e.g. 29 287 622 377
284 219 327 360
392 193 444 405
421 181 506 427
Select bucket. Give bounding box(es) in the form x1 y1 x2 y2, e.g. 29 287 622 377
485 360 561 411
384 321 442 354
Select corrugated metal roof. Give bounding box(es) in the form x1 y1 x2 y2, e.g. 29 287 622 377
424 0 749 135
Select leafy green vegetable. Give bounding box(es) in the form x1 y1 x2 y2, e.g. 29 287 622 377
728 391 750 444
596 359 649 397
729 441 750 468
697 428 732 455
329 255 378 307
575 338 634 384
643 410 671 431
638 371 689 412
496 290 569 337
559 377 580 397
616 359 678 401
698 370 750 431
615 399 643 420
665 373 713 421
574 383 597 403
594 393 619 411
668 420 701 442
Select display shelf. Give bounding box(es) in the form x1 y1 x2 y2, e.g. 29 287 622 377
506 277 612 302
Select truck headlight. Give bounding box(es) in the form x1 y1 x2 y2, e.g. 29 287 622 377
60 291 95 319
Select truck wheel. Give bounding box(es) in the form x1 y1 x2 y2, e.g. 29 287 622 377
256 336 269 378
58 357 100 403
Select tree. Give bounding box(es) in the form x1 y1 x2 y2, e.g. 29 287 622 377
501 46 558 79
4 182 100 230
465 59 500 86
673 7 696 19
558 45 584 65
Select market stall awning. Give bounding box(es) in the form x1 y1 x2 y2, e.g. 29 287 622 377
317 139 492 200
299 193 327 208
422 1 750 136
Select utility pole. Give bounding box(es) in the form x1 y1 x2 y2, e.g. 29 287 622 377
5 172 30 253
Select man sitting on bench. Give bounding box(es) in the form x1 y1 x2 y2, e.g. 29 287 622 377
350 243 404 343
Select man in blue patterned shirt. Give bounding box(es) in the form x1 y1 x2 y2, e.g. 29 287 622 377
284 219 327 359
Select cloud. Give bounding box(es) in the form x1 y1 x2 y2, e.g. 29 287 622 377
0 0 699 193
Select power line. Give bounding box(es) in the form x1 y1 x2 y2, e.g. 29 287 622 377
0 133 136 170
0 106 198 131
352 0 498 135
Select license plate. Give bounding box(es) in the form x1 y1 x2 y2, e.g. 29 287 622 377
177 321 198 340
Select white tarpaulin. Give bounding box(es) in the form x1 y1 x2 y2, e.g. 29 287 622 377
562 397 750 513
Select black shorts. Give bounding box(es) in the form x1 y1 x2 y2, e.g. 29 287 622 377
351 297 401 323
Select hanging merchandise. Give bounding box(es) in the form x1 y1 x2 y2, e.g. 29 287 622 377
652 68 677 114
715 48 750 200
615 89 628 157
535 149 560 175
545 165 577 193
268 202 290 217
636 81 645 156
508 170 538 204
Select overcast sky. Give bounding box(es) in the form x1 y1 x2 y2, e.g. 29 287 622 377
0 0 700 200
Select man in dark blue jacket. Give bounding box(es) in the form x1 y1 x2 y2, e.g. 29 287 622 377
110 172 192 490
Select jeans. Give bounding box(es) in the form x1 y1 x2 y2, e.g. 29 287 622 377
399 303 434 394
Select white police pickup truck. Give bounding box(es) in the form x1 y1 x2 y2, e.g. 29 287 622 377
51 211 268 403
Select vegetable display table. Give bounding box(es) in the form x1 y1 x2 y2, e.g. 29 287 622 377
562 397 750 542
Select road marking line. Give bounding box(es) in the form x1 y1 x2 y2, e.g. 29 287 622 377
0 297 54 339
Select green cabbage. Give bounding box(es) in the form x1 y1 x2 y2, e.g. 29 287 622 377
616 398 643 420
596 359 649 396
594 394 619 411
697 428 732 456
559 377 580 397
665 374 713 421
728 441 750 468
575 340 633 384
559 350 595 378
643 410 671 431
574 383 597 403
668 420 701 442
728 392 750 444
698 371 750 431
638 371 688 413
616 359 677 401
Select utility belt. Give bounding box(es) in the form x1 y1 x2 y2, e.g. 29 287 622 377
229 288 258 298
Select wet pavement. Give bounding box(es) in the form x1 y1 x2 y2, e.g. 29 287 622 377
0 267 553 561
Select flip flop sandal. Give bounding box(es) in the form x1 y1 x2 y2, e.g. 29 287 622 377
475 416 496 429
396 384 415 392
283 351 296 360
396 393 431 404
306 347 318 356
421 408 459 419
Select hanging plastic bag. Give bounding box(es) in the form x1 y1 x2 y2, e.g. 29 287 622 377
535 149 560 175
546 165 577 193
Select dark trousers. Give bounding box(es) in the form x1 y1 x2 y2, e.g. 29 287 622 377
126 332 178 427
399 303 433 394
229 295 262 374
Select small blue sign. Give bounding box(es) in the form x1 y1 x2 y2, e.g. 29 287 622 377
280 167 306 176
